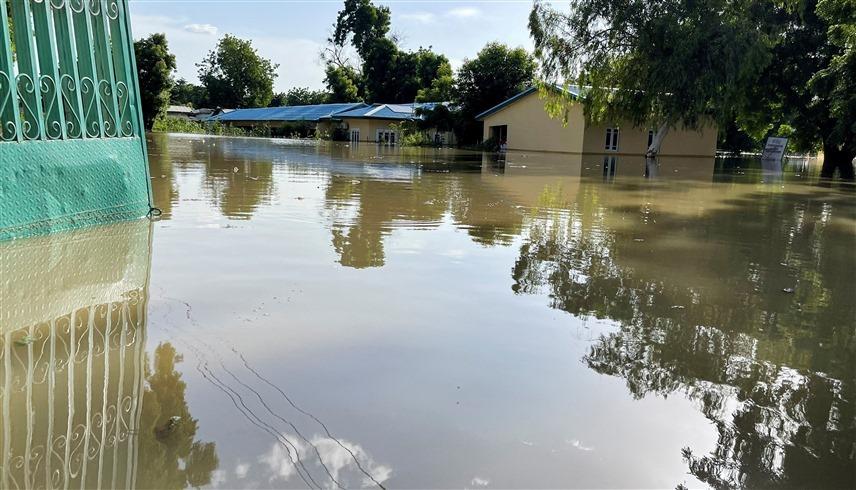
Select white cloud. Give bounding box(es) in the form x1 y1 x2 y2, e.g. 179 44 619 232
130 12 326 92
471 477 490 487
184 23 218 36
447 7 481 19
400 12 436 24
235 462 250 479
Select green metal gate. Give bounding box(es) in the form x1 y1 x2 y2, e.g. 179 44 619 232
0 0 151 240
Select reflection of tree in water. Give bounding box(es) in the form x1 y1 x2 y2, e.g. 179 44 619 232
197 139 276 220
324 173 524 268
324 175 450 268
147 135 178 220
137 343 219 489
512 185 856 488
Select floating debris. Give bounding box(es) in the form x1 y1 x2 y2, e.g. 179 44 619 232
783 288 796 294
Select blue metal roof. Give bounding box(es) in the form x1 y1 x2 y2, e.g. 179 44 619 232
329 102 445 121
212 103 368 122
475 85 582 120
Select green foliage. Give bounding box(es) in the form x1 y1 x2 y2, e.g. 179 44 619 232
529 0 771 132
170 78 208 108
326 0 454 103
332 0 391 56
134 33 176 130
270 87 331 107
152 116 205 134
736 0 855 177
152 116 272 138
198 34 278 108
389 121 431 146
814 0 856 174
137 343 219 489
455 42 537 143
417 104 457 133
324 65 362 102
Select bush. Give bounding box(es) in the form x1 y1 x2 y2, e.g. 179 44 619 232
152 116 206 134
153 117 274 138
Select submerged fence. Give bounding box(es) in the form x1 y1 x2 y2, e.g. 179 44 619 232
0 0 151 240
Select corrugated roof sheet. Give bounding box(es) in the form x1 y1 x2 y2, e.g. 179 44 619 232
475 85 582 120
213 103 368 122
331 102 446 120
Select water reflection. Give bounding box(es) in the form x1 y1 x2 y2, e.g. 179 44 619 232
512 184 856 487
139 134 854 487
0 221 219 489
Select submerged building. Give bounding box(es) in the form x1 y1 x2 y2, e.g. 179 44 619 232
477 86 717 157
210 102 455 145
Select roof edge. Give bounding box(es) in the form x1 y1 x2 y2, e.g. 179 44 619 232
475 84 580 121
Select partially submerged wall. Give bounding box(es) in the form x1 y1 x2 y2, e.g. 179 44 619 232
0 0 151 240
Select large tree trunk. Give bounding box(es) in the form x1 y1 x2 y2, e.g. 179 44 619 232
820 142 856 180
646 123 670 158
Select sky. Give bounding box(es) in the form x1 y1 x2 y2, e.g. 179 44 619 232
128 0 541 92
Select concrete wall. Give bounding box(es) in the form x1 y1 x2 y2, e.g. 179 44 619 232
481 91 718 157
583 122 718 157
342 118 398 143
481 92 586 153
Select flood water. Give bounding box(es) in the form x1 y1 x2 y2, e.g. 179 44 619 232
1 132 854 489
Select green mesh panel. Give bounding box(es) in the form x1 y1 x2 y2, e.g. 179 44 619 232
0 137 150 240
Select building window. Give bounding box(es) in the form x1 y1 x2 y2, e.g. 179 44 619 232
376 129 396 146
605 128 620 151
350 129 360 143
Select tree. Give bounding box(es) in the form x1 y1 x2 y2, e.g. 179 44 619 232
729 0 855 178
456 42 537 143
324 64 363 103
270 87 330 107
197 34 278 108
528 0 771 157
170 78 208 108
815 0 856 177
326 0 453 103
134 33 176 130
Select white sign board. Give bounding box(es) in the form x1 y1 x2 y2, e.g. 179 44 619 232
761 137 789 169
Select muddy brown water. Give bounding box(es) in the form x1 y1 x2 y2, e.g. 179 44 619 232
1 133 854 489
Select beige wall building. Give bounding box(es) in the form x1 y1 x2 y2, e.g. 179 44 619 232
478 87 718 157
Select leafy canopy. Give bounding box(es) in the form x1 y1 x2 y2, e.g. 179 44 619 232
454 42 537 142
134 33 176 130
270 87 331 107
529 0 772 130
197 34 278 108
170 78 208 109
326 0 453 103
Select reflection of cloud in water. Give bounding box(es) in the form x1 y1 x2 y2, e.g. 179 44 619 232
209 470 228 488
567 439 594 451
261 434 392 488
471 476 491 487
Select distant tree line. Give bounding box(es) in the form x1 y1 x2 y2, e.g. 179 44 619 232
134 0 537 145
134 0 853 176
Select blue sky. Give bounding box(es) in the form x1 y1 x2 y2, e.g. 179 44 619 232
128 0 540 92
